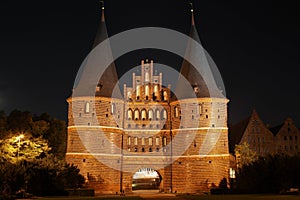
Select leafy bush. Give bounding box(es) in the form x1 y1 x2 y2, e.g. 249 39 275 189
235 154 300 193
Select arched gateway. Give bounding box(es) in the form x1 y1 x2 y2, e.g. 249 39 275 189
66 4 230 195
132 168 162 190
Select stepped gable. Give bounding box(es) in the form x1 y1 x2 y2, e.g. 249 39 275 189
270 118 297 136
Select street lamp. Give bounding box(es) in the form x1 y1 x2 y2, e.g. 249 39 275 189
16 134 24 160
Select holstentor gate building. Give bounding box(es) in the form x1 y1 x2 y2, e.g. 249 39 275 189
66 5 230 194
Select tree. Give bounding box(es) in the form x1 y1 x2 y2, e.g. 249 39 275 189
0 156 85 197
0 133 51 163
0 161 26 197
234 142 257 168
0 111 7 139
6 110 33 133
44 118 67 159
31 120 49 138
2 111 67 158
235 154 300 193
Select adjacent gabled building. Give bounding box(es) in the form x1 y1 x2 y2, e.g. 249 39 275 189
229 110 274 157
271 118 300 155
229 111 300 158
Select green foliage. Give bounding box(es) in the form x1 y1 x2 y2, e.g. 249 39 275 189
0 110 76 197
0 157 85 197
0 110 67 158
0 133 50 163
6 110 33 133
235 154 300 193
219 178 228 189
234 142 258 168
0 161 26 197
0 111 7 139
44 118 67 159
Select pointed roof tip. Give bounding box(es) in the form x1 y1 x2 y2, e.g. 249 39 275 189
191 9 195 26
285 117 294 123
101 4 105 22
189 2 195 26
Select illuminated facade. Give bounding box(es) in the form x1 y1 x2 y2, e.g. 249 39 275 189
66 7 230 194
229 110 300 157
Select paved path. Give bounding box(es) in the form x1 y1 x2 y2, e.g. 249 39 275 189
133 190 180 199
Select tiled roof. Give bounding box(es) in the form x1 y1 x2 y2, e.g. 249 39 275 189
73 7 122 99
173 13 224 100
228 116 251 153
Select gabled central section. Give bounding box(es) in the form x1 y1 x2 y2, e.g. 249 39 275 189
124 59 170 103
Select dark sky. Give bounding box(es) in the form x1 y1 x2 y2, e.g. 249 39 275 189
0 0 299 127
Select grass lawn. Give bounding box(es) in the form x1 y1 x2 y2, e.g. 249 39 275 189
34 196 143 200
176 194 300 200
28 194 300 200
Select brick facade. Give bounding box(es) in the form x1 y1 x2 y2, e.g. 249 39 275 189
66 7 231 194
229 110 300 157
66 59 230 194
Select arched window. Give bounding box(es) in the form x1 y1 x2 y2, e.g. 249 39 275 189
149 138 153 146
127 109 133 120
154 85 159 99
85 102 90 113
134 137 138 145
128 136 131 145
136 85 141 100
163 91 168 101
134 109 140 120
174 106 179 118
163 136 167 147
148 109 153 120
155 109 160 120
141 138 145 145
156 137 160 145
162 109 167 120
145 72 150 82
111 103 116 114
198 104 202 115
141 109 147 120
127 91 132 100
145 85 149 99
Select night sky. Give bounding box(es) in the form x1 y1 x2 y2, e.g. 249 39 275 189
0 0 299 127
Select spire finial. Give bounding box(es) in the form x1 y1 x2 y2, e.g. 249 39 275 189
189 2 195 26
100 1 105 22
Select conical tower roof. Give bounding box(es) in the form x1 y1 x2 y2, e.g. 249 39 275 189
73 5 122 99
173 9 224 100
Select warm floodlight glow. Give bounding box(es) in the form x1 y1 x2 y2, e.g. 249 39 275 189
16 134 24 160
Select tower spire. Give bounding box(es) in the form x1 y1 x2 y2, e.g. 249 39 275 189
190 2 195 26
100 1 105 22
173 2 224 99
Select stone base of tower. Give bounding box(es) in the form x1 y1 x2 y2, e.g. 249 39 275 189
170 155 230 193
66 154 122 195
67 153 230 195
